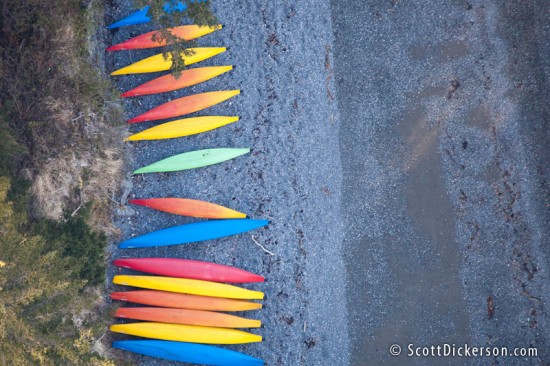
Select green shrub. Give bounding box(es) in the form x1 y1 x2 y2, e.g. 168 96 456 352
0 114 26 176
34 204 107 286
0 178 112 366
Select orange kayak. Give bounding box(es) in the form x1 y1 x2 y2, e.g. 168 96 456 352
115 307 261 328
121 66 233 97
128 197 246 219
128 90 240 124
110 291 262 311
107 25 221 51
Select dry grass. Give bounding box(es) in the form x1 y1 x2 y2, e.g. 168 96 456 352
0 0 125 233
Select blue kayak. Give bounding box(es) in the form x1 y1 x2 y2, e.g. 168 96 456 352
113 340 264 365
119 219 269 249
108 0 206 29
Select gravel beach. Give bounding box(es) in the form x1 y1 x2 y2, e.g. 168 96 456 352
104 0 549 365
105 1 349 365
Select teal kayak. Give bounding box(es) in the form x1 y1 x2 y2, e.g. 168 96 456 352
133 148 250 174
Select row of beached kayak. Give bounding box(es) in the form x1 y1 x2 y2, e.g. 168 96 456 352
110 257 264 365
108 3 267 365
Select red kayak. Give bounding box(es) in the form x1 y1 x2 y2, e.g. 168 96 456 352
128 90 240 124
110 291 263 311
113 258 264 283
107 24 221 51
121 66 233 98
128 197 246 219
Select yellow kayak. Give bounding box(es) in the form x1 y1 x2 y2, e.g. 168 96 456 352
113 275 264 300
110 322 262 344
111 47 226 75
126 116 239 141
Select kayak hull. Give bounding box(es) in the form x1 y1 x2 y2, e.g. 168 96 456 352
118 219 268 248
115 307 261 328
121 66 233 97
126 116 239 141
133 148 250 174
111 48 226 75
110 322 262 344
110 291 262 311
128 90 240 123
107 25 221 51
112 340 263 366
113 257 263 283
113 275 264 300
127 197 246 219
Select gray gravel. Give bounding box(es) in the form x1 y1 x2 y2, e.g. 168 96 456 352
105 1 348 365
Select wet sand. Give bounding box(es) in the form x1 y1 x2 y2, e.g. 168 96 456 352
330 0 549 365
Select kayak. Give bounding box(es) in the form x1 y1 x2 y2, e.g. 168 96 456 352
126 116 239 141
118 219 268 248
113 258 264 283
110 291 263 311
107 25 221 51
108 6 151 29
127 197 246 219
113 275 264 300
112 340 263 366
110 322 262 344
121 66 233 97
132 148 249 174
107 1 206 29
128 90 240 123
111 48 225 75
115 307 261 328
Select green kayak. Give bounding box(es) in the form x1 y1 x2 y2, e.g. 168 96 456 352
133 148 250 174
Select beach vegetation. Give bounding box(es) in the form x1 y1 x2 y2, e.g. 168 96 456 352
0 0 123 364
